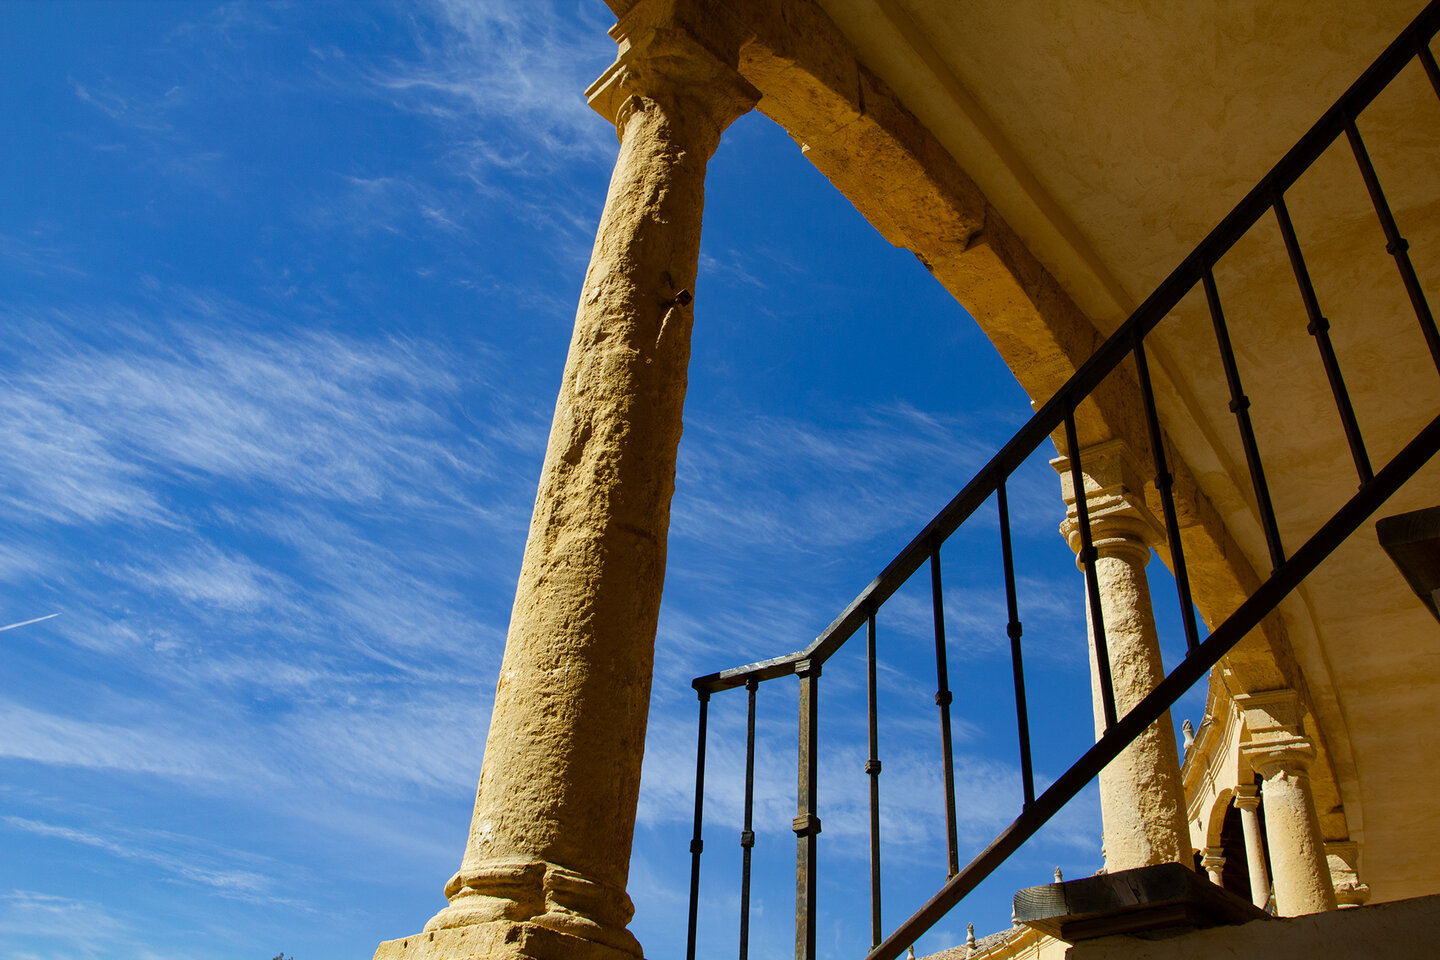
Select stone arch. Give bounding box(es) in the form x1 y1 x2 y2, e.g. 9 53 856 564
1205 787 1236 849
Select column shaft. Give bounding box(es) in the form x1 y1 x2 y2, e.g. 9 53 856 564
1234 786 1273 910
376 14 757 960
1237 690 1337 917
1058 441 1192 873
1254 754 1337 915
1083 540 1193 870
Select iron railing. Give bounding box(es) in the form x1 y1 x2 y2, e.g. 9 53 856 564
684 3 1440 958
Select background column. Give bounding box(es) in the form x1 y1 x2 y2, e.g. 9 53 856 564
1325 840 1371 907
1056 440 1193 872
1237 690 1337 916
1233 784 1273 910
1201 846 1226 886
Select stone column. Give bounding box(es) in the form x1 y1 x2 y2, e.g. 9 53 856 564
375 8 757 960
1237 690 1337 916
1055 440 1193 872
1201 846 1226 886
1325 840 1371 907
1233 784 1273 910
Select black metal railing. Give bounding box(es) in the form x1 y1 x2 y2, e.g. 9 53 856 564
684 3 1440 958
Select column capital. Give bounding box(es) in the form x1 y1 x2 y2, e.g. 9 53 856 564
1325 840 1371 907
587 3 759 144
1238 687 1319 777
1053 439 1163 560
1242 735 1316 778
1234 688 1305 733
1233 783 1262 810
1201 846 1226 884
1235 688 1315 777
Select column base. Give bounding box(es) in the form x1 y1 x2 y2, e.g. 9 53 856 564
375 921 644 960
377 857 644 960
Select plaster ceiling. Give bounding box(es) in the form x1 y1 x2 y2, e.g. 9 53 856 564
810 0 1440 899
815 0 1429 326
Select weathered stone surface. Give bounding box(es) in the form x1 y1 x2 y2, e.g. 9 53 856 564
1237 690 1337 917
375 5 756 958
1057 442 1192 873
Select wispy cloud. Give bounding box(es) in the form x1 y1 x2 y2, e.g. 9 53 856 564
0 302 497 527
71 80 185 134
376 0 617 173
117 546 283 613
671 403 996 558
0 891 128 946
0 699 258 782
3 816 284 902
0 291 530 808
0 231 88 280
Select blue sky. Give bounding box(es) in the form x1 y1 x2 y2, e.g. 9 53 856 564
0 3 1209 959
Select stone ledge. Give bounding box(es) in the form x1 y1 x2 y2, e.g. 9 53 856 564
374 921 643 960
1066 891 1440 960
1013 862 1271 943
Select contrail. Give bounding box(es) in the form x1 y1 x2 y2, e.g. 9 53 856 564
0 612 61 632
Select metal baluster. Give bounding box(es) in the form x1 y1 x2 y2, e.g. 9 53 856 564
1203 267 1288 570
1065 413 1118 730
1132 332 1203 654
1416 36 1440 101
739 677 758 960
794 660 821 960
866 611 883 948
996 481 1034 805
1344 115 1440 376
686 688 710 960
930 549 960 877
1272 192 1374 483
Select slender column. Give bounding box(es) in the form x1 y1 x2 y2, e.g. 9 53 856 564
1233 784 1273 910
1056 440 1192 872
1237 690 1337 916
1201 846 1226 886
375 8 757 960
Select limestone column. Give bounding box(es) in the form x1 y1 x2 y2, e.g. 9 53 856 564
1325 840 1371 907
1055 440 1193 872
375 7 757 960
1233 784 1273 910
1237 690 1337 916
1201 846 1226 886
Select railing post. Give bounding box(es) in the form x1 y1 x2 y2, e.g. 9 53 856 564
866 611 883 947
1203 266 1287 570
996 481 1035 806
738 677 758 960
794 659 822 960
1343 115 1440 376
686 687 710 960
1063 415 1119 730
930 550 961 877
1418 36 1440 100
1131 332 1202 654
1272 192 1374 483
